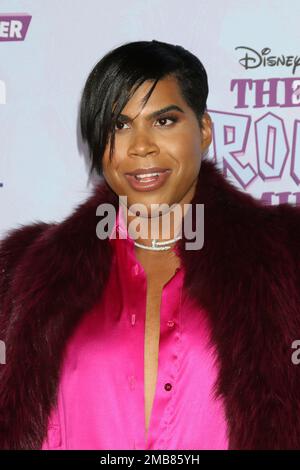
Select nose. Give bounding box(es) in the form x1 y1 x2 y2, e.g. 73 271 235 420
127 128 159 158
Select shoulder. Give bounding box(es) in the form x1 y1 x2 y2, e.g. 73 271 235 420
270 202 300 250
275 202 300 232
0 221 51 279
254 202 300 286
0 222 52 330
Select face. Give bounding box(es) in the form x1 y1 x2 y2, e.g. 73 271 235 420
102 75 212 218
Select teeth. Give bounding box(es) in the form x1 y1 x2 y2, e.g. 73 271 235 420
135 172 161 179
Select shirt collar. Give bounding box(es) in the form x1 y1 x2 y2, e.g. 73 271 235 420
109 204 134 243
108 204 182 263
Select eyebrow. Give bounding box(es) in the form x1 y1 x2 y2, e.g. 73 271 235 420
116 104 185 122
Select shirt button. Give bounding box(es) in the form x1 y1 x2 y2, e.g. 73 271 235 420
128 375 136 390
164 383 172 391
167 320 175 328
131 264 140 277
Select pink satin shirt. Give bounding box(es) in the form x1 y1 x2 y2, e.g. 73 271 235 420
42 206 229 450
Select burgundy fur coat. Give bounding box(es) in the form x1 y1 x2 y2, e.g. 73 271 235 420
1 157 300 450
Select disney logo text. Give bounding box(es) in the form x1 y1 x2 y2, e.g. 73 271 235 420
235 47 300 75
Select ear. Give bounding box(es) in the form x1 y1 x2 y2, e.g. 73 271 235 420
200 112 213 152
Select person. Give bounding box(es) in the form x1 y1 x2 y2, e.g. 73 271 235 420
1 39 300 451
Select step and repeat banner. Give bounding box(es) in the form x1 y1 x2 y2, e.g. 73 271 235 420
0 0 299 237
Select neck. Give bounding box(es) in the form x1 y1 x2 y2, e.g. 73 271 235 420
127 210 183 249
123 181 197 250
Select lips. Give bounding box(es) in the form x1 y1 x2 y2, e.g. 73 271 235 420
125 167 170 176
124 168 172 192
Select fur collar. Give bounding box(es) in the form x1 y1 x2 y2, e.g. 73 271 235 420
1 157 300 449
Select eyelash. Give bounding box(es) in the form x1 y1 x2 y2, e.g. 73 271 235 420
114 115 178 131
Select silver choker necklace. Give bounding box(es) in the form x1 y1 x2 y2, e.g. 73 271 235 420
134 235 182 251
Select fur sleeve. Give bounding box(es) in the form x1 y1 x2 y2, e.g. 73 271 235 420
275 203 300 267
0 222 49 341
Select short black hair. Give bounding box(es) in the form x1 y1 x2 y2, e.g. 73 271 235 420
80 39 209 178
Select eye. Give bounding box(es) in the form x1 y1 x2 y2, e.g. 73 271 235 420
115 121 129 131
114 115 178 132
155 115 178 127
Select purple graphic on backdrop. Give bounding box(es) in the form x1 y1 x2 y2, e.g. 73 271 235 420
209 51 300 206
0 79 4 188
0 13 31 41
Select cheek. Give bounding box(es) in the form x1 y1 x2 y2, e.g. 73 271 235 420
102 140 125 173
181 131 203 170
103 168 121 191
102 147 121 178
166 128 200 157
170 137 202 172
